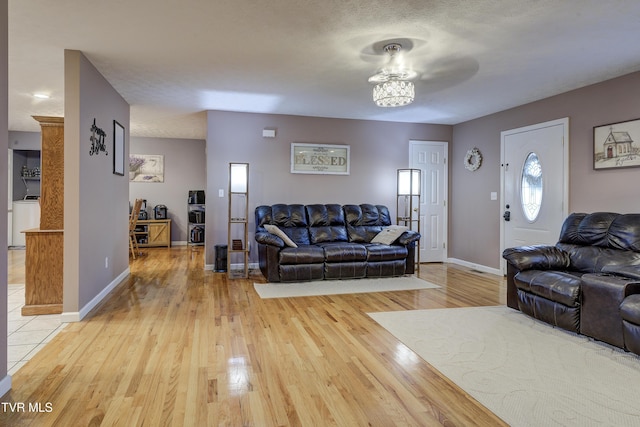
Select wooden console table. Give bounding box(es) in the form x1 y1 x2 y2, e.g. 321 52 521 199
134 219 171 248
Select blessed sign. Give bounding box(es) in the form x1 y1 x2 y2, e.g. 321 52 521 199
291 143 350 175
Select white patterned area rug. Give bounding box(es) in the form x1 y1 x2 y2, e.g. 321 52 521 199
368 306 640 427
254 276 439 299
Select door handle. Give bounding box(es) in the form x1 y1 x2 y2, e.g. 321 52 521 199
503 211 511 221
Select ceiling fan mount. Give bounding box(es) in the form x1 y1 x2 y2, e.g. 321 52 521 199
368 42 417 84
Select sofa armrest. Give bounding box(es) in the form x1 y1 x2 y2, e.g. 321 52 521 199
255 231 285 248
397 230 421 245
602 265 640 280
502 245 570 271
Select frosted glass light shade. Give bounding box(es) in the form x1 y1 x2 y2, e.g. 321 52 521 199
397 169 420 195
230 163 248 193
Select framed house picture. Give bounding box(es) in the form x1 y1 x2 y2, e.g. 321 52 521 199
594 118 640 170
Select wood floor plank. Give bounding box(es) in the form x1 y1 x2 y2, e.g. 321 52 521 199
2 247 508 426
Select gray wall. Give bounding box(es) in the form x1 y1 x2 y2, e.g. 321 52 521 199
205 110 452 267
9 130 40 150
451 70 640 270
64 50 130 314
130 137 206 243
9 132 43 200
1 0 9 396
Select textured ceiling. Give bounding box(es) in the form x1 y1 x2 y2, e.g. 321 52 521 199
8 0 640 140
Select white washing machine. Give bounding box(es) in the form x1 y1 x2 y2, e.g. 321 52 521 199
12 200 40 246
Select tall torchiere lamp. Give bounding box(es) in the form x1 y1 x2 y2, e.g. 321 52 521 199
397 168 421 267
228 163 249 279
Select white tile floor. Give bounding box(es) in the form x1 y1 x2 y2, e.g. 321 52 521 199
7 284 66 375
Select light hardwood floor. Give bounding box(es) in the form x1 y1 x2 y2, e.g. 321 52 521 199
2 247 508 426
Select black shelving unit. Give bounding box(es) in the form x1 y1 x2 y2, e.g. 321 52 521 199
188 190 205 246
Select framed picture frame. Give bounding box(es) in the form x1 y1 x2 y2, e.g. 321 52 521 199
113 120 125 176
129 154 164 182
593 118 640 170
291 143 350 175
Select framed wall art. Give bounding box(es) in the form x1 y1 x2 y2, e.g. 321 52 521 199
594 118 640 170
129 154 164 182
113 120 125 176
291 143 350 175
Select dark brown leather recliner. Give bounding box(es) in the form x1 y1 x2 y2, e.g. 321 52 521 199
255 203 420 283
503 212 640 354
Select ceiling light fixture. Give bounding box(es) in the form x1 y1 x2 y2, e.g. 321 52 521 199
373 80 415 108
369 43 415 108
33 93 50 99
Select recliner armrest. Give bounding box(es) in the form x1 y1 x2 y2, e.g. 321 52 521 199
397 230 421 245
502 245 570 271
255 231 285 248
602 265 640 280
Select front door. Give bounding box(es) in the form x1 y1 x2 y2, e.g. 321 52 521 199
500 118 568 272
410 140 447 263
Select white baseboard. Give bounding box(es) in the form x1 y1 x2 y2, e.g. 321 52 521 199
0 375 11 398
446 258 503 276
171 240 188 246
60 268 130 323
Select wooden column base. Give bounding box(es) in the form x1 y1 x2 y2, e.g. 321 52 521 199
23 228 64 316
22 303 63 316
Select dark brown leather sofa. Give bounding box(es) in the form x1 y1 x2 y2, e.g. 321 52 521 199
254 203 420 282
502 212 640 355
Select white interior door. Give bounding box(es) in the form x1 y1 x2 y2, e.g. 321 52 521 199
500 118 568 272
410 140 447 262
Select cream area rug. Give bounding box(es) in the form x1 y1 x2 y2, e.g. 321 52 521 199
254 276 439 299
369 306 640 427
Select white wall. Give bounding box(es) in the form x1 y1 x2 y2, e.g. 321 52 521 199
64 50 130 319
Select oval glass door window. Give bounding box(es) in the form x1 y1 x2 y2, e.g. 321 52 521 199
521 152 543 221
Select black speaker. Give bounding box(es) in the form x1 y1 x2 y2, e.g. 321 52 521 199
214 244 227 272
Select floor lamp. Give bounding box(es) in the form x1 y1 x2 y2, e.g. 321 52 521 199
397 168 421 267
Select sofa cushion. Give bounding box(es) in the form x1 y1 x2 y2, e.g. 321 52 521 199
371 225 408 245
517 290 580 333
344 204 391 243
264 224 298 248
318 242 367 262
280 264 324 282
556 243 640 273
270 204 311 245
620 294 640 324
364 244 408 262
278 246 325 264
514 270 581 307
603 265 640 279
324 262 367 280
306 204 348 244
558 212 640 251
367 260 406 277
